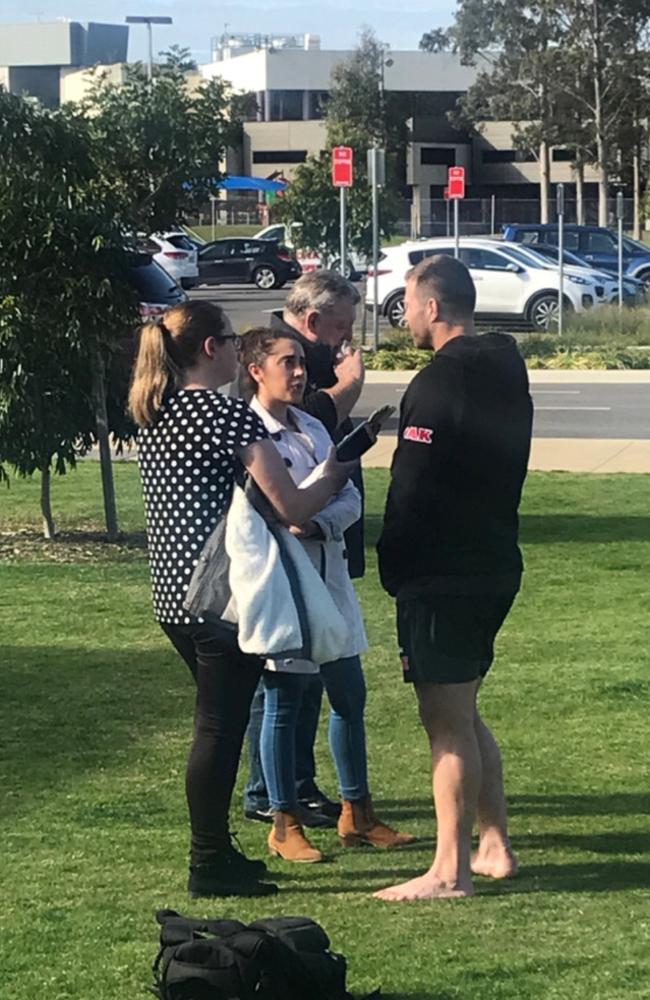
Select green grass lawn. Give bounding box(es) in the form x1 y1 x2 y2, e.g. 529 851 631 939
1 465 649 999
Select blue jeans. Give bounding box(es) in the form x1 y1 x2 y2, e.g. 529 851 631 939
244 673 324 812
260 656 369 811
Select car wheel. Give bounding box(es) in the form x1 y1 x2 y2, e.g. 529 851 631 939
253 266 278 290
332 258 357 281
528 293 565 331
635 269 650 289
386 293 407 328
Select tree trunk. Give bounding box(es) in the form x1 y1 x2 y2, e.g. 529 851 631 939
633 149 641 240
91 345 119 543
40 463 56 540
539 139 550 223
574 158 585 225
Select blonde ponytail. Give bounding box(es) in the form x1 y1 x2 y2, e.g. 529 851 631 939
128 301 227 427
128 322 174 428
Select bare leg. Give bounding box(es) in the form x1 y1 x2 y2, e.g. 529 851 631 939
374 680 479 901
471 711 519 879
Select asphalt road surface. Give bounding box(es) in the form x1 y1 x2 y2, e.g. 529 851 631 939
357 382 650 440
189 285 649 440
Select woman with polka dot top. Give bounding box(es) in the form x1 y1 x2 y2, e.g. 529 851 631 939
129 300 353 899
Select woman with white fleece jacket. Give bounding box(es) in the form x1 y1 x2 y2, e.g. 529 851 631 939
241 326 415 863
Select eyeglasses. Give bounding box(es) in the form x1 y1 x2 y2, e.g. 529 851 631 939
220 334 242 350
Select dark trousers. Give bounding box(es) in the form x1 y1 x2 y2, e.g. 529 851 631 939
244 672 324 811
161 623 262 866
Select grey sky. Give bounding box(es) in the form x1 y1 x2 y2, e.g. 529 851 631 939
0 0 457 64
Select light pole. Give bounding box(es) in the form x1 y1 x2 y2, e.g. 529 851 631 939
125 15 173 80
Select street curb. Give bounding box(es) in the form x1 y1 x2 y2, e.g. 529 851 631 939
364 369 650 384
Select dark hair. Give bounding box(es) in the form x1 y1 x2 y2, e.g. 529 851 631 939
407 255 476 324
239 326 303 399
128 301 226 427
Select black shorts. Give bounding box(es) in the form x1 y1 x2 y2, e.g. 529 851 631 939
396 591 518 685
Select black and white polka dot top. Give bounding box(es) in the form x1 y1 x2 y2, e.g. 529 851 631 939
137 389 267 624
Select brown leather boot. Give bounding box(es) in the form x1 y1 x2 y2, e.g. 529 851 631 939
268 810 324 863
338 795 416 849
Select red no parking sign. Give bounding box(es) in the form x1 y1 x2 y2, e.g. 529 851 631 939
332 146 354 187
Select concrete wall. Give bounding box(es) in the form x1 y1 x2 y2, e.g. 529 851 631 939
0 22 76 67
201 49 482 94
476 121 600 185
243 120 326 178
60 63 128 104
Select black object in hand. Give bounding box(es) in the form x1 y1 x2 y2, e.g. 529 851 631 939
335 405 396 462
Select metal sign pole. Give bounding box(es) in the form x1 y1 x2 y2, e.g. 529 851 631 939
210 196 216 242
453 198 460 259
340 186 347 278
371 149 380 351
557 183 564 337
617 191 624 312
446 196 450 237
491 193 496 235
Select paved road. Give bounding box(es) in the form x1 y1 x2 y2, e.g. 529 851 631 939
356 381 650 440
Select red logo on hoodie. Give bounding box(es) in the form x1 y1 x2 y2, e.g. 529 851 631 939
403 426 433 444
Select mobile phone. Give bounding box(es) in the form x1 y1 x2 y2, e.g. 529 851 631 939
335 405 396 462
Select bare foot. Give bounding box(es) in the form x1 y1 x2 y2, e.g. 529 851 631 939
471 846 519 879
373 870 475 901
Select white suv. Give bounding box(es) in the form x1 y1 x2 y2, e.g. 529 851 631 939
149 232 199 289
367 237 603 330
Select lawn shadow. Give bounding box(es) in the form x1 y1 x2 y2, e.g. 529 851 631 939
509 792 650 817
364 514 650 549
1 643 191 819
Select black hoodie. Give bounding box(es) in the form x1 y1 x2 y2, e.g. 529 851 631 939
377 333 533 599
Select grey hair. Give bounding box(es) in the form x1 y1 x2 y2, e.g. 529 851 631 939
284 270 361 317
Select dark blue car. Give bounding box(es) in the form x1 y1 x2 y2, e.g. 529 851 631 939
502 224 650 286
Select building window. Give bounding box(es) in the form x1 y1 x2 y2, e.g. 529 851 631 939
252 150 308 164
552 148 574 162
420 147 456 166
482 149 536 164
308 90 329 119
269 90 304 121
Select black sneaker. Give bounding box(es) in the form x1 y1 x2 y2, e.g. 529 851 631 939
299 789 342 823
188 859 278 899
244 805 275 824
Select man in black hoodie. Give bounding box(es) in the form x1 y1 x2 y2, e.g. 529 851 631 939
374 254 532 901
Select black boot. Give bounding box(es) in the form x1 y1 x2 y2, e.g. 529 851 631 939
188 857 278 899
225 834 268 878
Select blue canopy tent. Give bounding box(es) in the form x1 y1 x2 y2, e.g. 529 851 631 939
219 175 287 193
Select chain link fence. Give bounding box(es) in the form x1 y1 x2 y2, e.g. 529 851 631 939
395 197 639 238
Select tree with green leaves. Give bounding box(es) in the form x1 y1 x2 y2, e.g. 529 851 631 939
279 29 405 266
419 28 453 52
80 63 255 235
159 44 198 73
0 90 138 538
453 0 567 223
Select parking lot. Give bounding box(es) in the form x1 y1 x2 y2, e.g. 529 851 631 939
188 282 393 341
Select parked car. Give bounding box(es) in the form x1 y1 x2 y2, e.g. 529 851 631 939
254 223 366 280
128 251 187 320
367 237 603 330
502 241 646 306
502 224 650 287
149 231 199 289
195 237 301 289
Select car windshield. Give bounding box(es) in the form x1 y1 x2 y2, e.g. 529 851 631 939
529 244 594 268
622 236 649 254
495 244 544 269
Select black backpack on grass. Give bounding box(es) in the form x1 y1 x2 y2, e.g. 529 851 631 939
150 909 380 1000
